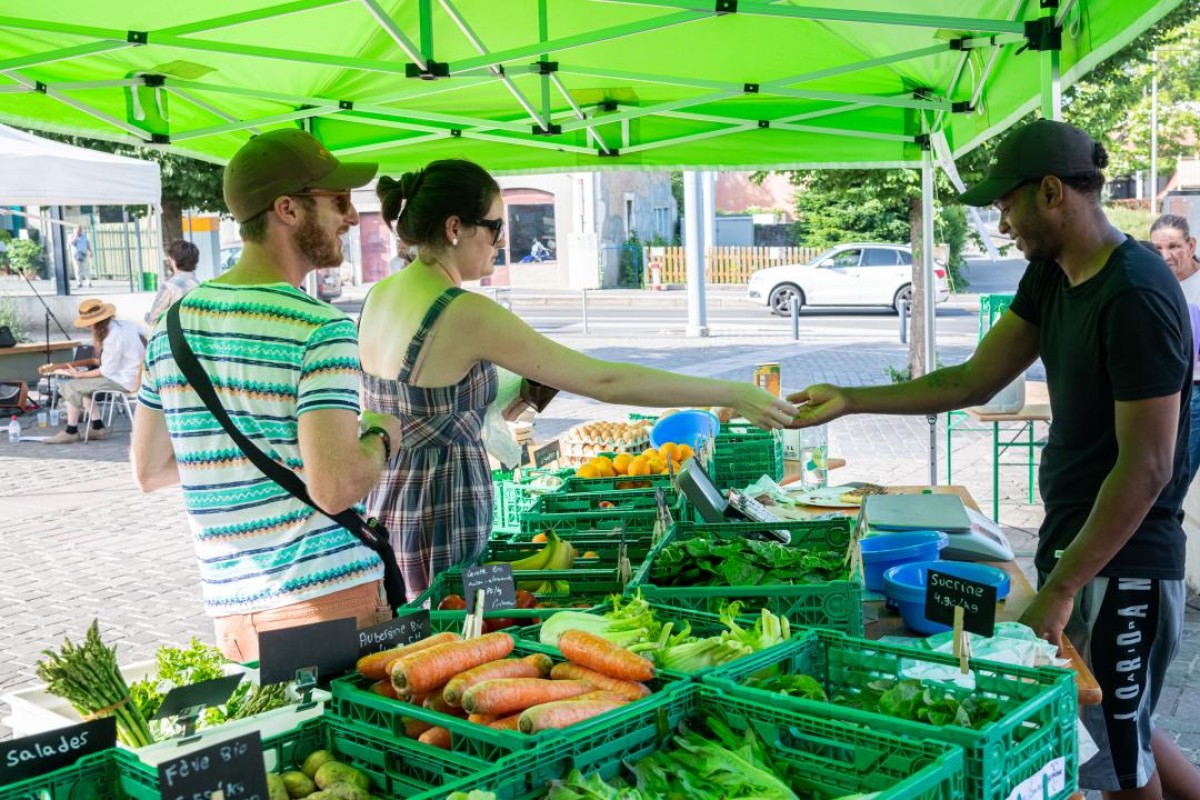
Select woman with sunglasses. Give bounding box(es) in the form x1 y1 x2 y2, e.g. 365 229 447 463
359 159 797 599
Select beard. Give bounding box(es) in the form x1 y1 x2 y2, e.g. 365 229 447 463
295 213 343 268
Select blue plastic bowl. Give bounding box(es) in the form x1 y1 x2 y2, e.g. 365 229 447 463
883 560 1011 636
650 409 721 451
859 530 949 592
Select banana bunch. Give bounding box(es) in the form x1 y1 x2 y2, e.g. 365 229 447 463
491 531 577 594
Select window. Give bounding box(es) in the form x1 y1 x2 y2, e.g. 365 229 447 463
897 250 913 265
862 248 900 266
654 207 670 240
832 249 862 267
509 203 557 263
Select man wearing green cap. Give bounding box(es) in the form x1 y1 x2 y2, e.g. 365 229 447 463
788 119 1199 798
130 129 402 662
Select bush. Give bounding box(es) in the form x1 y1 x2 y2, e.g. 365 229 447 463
6 239 47 277
1105 202 1154 241
0 296 27 343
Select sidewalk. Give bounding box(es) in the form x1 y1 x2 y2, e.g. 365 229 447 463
1 328 1196 772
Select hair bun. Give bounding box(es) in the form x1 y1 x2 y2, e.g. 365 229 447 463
1092 141 1109 170
398 169 425 199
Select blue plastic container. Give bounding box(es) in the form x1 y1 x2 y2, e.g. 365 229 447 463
859 530 949 592
883 560 1012 635
650 409 721 451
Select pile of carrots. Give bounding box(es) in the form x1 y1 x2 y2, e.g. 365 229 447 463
355 630 656 748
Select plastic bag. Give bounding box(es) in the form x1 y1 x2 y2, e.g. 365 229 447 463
482 368 524 469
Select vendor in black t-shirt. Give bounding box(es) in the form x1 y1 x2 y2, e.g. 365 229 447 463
786 119 1198 798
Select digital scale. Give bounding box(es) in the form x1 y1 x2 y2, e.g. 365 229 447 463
676 459 791 543
861 494 1014 562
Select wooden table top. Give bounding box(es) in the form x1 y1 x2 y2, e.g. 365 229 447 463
780 481 1102 707
0 340 79 357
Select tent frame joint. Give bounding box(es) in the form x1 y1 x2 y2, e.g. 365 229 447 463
531 61 559 75
142 74 166 87
405 61 450 80
952 101 973 113
127 30 148 45
915 133 931 151
598 100 619 112
715 0 737 12
34 81 47 94
151 133 170 144
532 123 563 135
1023 17 1062 52
598 148 621 157
743 83 759 93
757 119 769 128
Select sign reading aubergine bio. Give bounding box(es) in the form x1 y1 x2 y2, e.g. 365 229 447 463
0 717 116 785
925 569 998 637
357 610 432 658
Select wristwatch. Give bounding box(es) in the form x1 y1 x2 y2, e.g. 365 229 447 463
361 425 393 463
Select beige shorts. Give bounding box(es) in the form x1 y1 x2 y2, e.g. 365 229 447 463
212 580 391 663
60 376 129 408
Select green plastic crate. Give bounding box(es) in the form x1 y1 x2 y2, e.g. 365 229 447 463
979 293 1015 341
519 505 665 536
706 627 1078 800
489 683 964 799
561 472 677 494
409 569 627 634
0 750 120 800
115 716 490 800
487 535 655 570
491 469 512 532
630 518 864 636
711 427 784 490
494 468 572 534
328 639 686 765
534 487 684 516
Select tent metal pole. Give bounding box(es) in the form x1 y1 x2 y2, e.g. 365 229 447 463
0 42 132 72
155 1 348 37
172 107 333 141
683 171 709 338
922 150 937 484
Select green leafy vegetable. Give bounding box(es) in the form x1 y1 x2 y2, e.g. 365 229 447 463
649 537 848 588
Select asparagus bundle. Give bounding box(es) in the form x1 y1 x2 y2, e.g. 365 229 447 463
36 619 154 747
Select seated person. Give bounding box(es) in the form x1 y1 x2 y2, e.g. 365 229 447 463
40 299 146 443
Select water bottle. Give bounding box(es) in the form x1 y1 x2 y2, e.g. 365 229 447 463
7 415 20 443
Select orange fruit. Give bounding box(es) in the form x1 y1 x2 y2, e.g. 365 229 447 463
671 460 683 474
582 551 600 559
627 456 650 477
612 453 634 476
676 444 694 462
640 448 659 460
646 457 665 475
658 442 678 462
532 532 549 543
576 463 600 479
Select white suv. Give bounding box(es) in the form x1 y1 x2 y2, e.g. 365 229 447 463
747 243 950 315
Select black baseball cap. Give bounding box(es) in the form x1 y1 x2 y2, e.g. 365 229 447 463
958 119 1105 207
223 129 378 223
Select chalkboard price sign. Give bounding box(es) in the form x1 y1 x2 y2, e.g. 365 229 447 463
0 717 116 785
532 440 561 468
925 569 998 637
257 617 358 686
157 731 268 800
462 563 517 613
358 610 432 657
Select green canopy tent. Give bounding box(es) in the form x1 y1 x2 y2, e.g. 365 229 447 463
0 0 1183 481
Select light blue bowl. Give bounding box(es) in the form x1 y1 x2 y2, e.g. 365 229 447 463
883 560 1011 636
650 409 721 451
859 530 949 592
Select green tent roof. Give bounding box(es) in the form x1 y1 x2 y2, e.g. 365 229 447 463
0 1 1182 173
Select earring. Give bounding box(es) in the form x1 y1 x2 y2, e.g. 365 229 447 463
451 237 458 246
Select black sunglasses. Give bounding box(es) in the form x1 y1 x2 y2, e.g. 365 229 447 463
293 189 353 215
474 217 504 245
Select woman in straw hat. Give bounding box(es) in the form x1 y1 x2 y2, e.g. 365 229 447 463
39 298 146 443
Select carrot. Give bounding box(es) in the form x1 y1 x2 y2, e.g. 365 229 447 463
467 713 497 725
401 716 433 739
488 714 523 731
369 679 398 699
390 632 515 695
569 690 631 704
461 678 593 716
358 632 460 679
418 726 452 749
549 663 652 701
518 697 626 733
557 629 655 682
442 653 553 706
423 691 467 718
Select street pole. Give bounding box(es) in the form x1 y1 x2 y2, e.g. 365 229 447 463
581 288 590 335
683 171 709 337
1150 51 1159 217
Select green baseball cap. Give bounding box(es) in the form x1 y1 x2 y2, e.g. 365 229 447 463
958 119 1105 207
223 129 378 222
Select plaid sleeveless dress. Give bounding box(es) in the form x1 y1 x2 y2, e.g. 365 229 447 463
363 287 497 601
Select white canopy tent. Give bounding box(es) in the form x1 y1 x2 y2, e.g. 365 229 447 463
0 122 160 206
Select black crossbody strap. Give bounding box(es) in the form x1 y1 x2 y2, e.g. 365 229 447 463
165 302 404 608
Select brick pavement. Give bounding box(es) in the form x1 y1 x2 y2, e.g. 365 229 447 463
1 323 1196 774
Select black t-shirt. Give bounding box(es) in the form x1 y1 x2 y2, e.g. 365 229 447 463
1010 237 1191 580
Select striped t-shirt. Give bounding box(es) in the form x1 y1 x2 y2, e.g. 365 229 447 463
138 282 384 617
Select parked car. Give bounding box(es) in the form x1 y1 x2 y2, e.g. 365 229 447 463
746 243 950 315
219 243 342 301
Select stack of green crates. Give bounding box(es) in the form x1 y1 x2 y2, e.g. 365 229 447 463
0 750 121 800
492 467 572 534
630 517 863 635
710 422 784 490
707 627 1079 800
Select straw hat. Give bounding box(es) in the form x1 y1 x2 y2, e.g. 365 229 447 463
74 298 117 328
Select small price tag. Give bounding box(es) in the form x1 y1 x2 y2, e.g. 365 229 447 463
463 563 517 613
532 440 560 468
0 718 116 785
157 731 268 800
257 617 358 686
925 569 998 637
152 674 244 722
358 610 432 657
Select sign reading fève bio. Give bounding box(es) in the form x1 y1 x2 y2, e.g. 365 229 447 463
257 617 358 685
532 440 561 468
157 731 268 800
358 610 432 657
0 717 116 785
463 563 517 613
924 569 998 637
